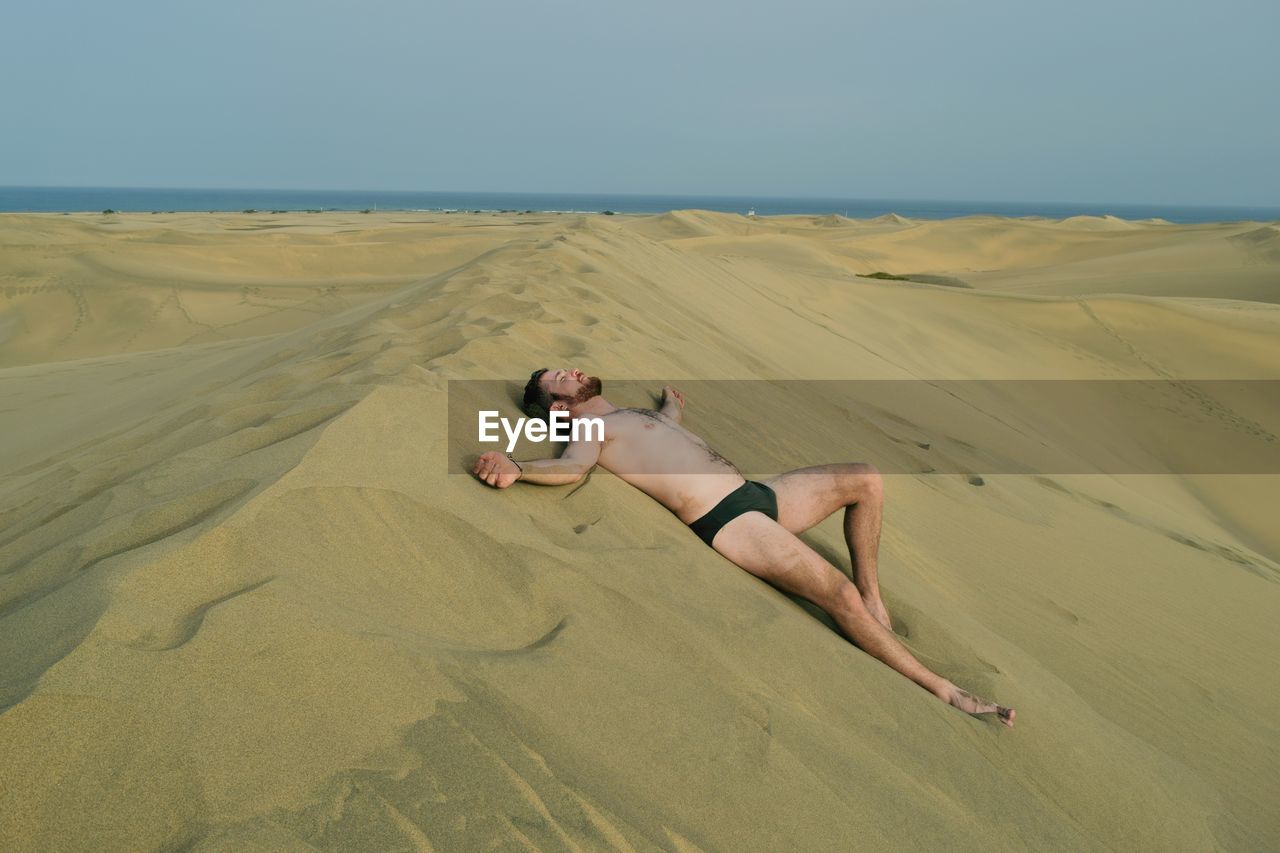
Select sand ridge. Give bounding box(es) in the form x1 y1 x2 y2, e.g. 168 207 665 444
1 210 1278 850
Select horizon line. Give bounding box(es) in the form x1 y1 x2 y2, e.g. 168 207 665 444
3 184 1278 213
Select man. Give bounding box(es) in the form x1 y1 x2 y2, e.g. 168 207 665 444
473 367 1015 727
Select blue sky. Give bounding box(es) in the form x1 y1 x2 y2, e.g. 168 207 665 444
3 0 1277 205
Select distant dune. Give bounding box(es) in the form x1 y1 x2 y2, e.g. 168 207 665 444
2 210 1278 850
1229 224 1280 262
1058 214 1139 230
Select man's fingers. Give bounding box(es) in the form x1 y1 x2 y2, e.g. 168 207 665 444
475 453 517 487
475 455 500 480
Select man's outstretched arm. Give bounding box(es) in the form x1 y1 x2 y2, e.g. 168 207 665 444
473 437 602 489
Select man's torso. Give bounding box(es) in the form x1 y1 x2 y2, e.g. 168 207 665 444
592 408 746 523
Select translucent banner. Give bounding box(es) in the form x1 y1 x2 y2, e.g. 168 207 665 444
448 379 1280 476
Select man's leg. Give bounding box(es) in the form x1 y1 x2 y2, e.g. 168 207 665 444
711 511 1014 727
762 463 892 631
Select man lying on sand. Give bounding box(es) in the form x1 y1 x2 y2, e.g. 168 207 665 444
473 368 1016 727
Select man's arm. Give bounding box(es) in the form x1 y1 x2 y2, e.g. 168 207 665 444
660 385 686 424
473 436 602 489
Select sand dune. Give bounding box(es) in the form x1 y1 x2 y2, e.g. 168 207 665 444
623 211 1280 303
2 211 1278 850
0 212 539 368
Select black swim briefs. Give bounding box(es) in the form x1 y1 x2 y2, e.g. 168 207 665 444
688 480 779 546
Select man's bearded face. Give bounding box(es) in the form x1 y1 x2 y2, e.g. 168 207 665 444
570 374 603 403
544 368 602 408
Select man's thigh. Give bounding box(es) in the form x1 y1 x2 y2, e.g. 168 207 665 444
711 511 851 609
761 463 871 534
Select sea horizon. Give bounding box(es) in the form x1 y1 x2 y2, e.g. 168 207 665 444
2 185 1277 224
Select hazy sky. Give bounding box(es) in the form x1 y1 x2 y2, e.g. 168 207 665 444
3 0 1277 205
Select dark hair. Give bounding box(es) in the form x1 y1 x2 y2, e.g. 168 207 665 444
523 368 552 421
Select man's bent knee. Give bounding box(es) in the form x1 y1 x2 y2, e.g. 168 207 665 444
844 462 883 501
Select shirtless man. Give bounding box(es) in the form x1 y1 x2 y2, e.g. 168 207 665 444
473 367 1015 727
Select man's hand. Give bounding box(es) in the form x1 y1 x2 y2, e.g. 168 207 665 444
473 451 521 489
661 385 686 412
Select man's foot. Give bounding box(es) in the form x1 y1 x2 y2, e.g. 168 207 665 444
937 683 1016 727
862 595 893 634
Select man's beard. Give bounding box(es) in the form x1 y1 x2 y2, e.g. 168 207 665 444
571 376 602 403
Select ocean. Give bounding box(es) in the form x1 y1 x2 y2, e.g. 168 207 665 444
2 186 1277 224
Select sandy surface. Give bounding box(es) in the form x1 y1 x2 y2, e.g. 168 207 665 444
1 209 1278 850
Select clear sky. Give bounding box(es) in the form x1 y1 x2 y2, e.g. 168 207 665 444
3 0 1277 205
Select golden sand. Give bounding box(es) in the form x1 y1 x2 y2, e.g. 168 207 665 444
1 210 1278 850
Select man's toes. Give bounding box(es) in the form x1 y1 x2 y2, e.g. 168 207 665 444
998 707 1016 728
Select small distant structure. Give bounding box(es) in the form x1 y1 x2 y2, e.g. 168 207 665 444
746 206 757 219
